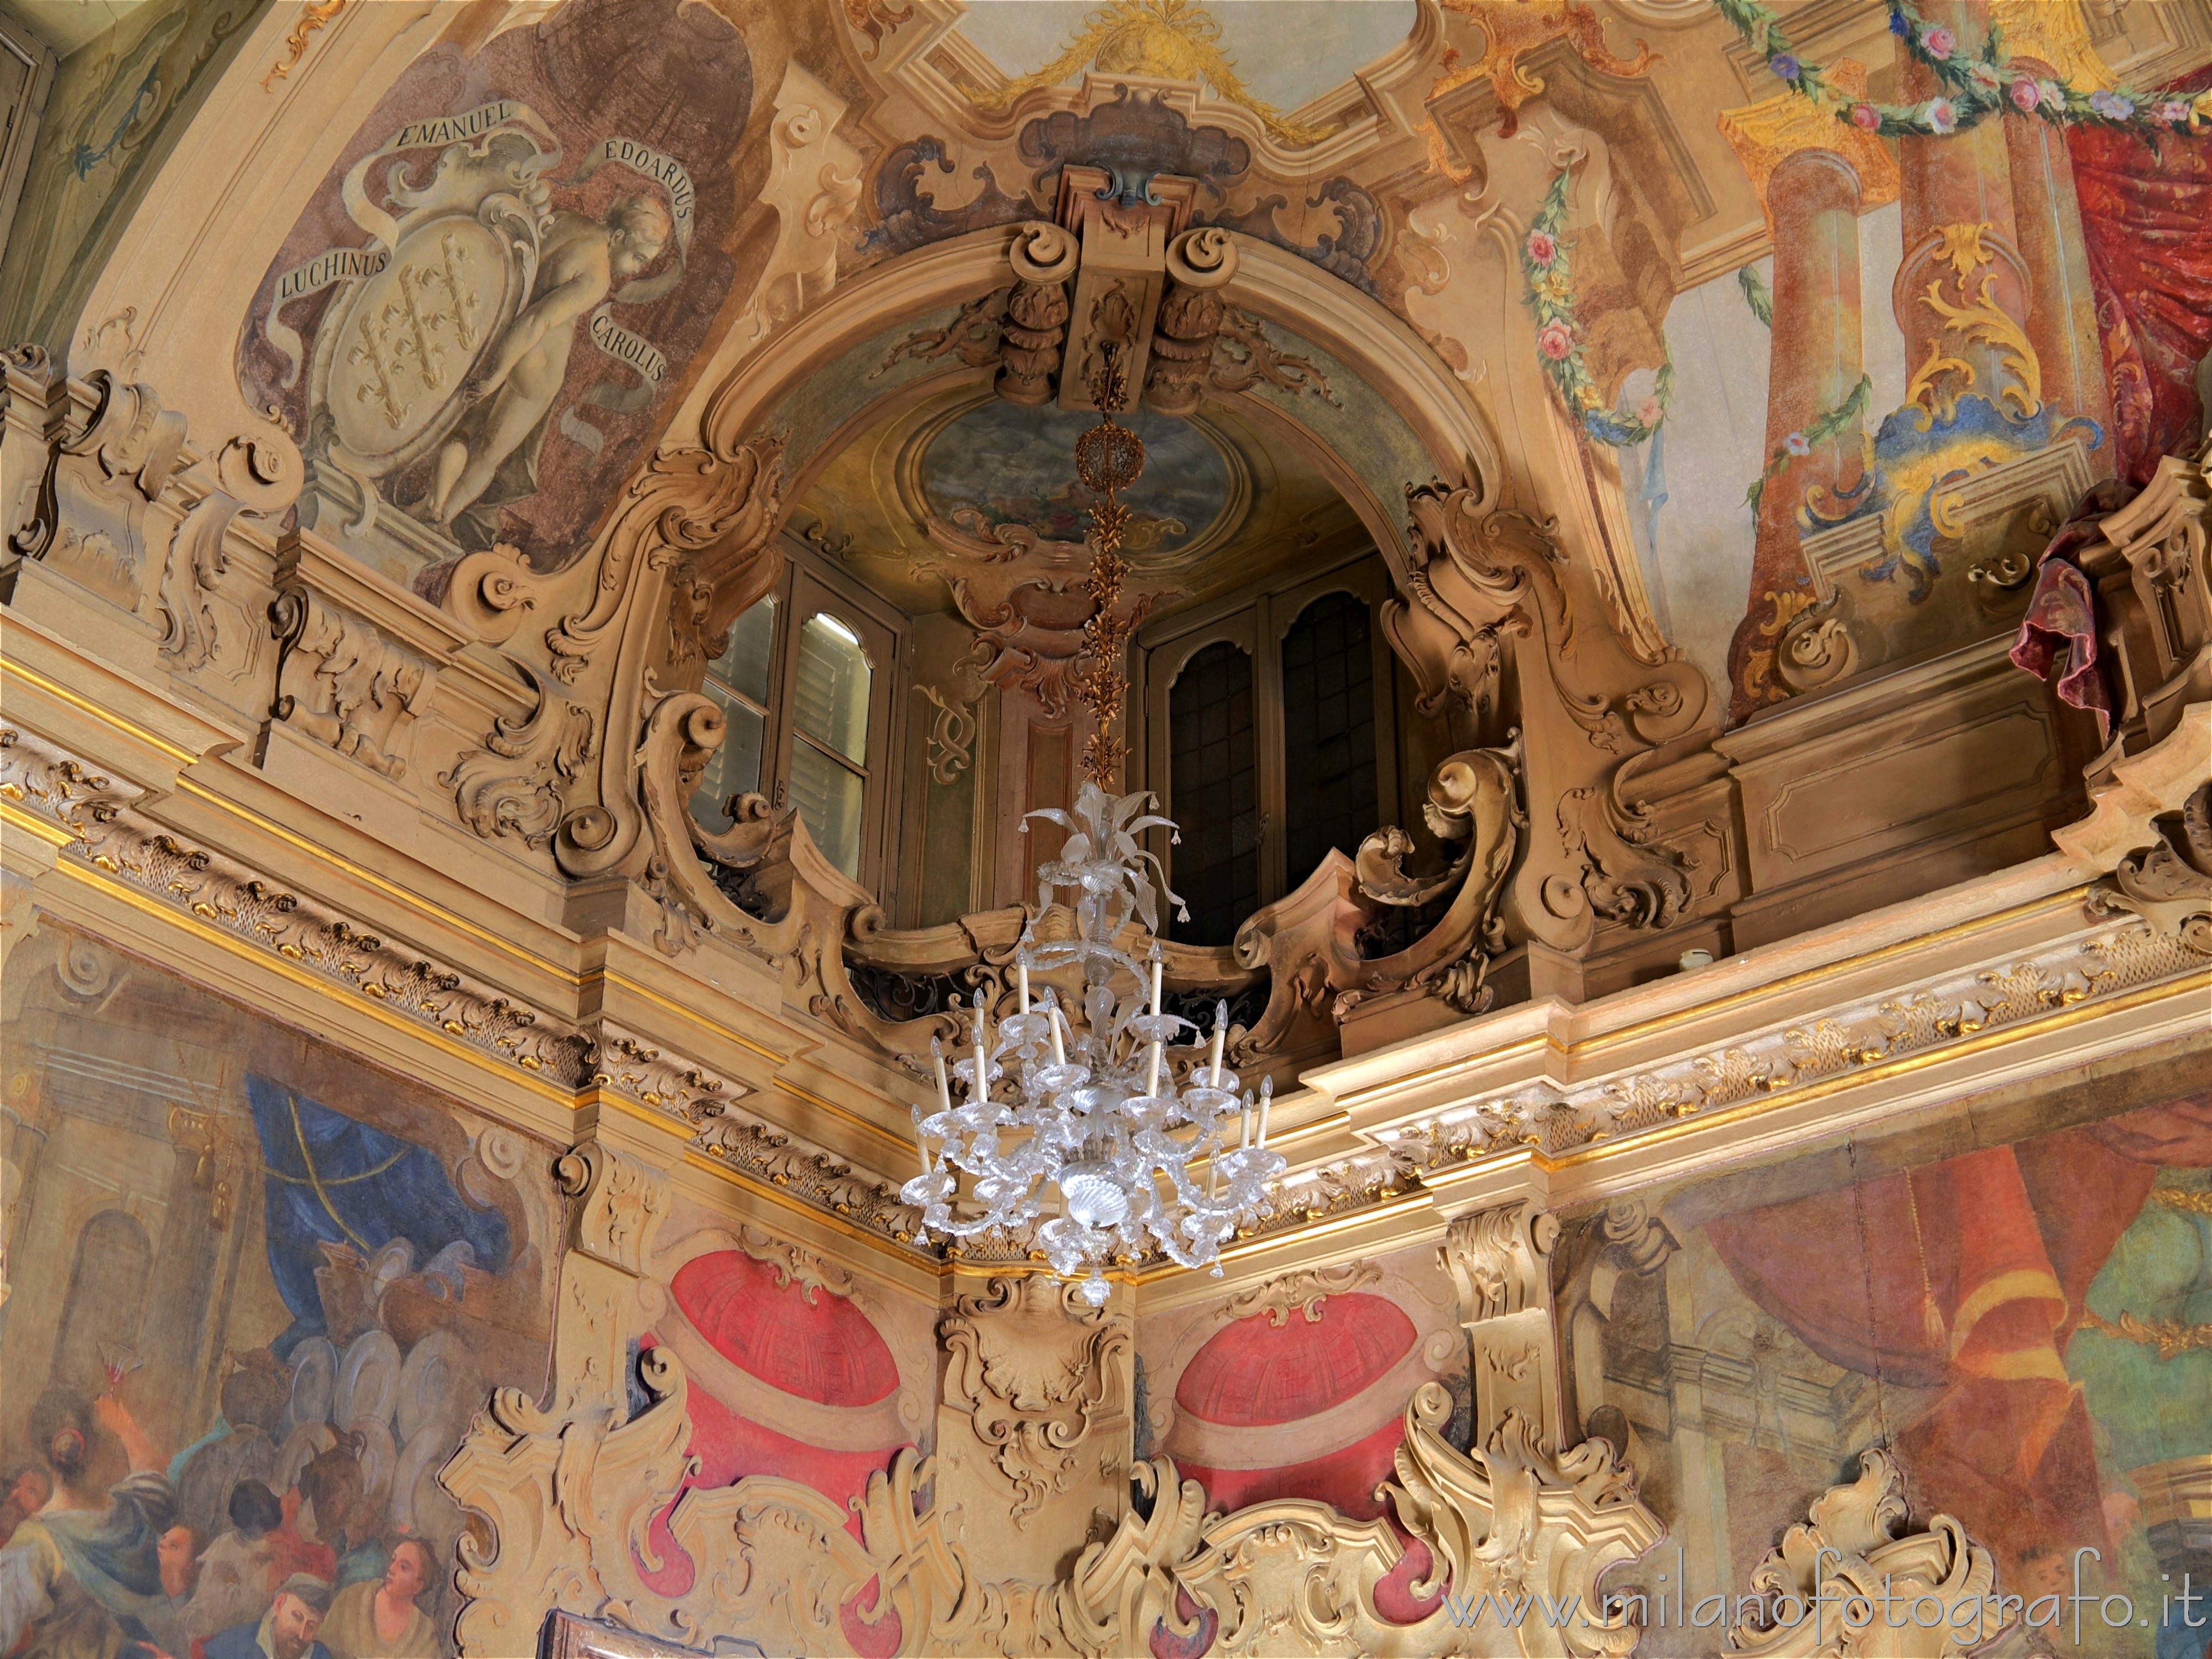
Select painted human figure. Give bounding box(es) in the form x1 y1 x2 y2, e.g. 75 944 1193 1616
0 1470 54 1551
0 1388 176 1659
316 1540 436 1659
425 194 671 530
138 1525 197 1659
182 1483 282 1643
201 1577 332 1659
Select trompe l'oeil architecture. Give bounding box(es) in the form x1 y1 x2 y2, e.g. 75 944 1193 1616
1 2 2207 1656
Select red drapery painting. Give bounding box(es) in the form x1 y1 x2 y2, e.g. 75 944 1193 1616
2070 69 2212 486
1706 1096 2212 1585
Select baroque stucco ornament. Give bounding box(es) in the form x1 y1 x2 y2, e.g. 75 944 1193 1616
447 1359 1662 1658
441 1162 1662 1657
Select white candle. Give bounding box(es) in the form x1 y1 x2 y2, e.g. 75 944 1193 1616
1256 1076 1272 1146
915 1115 932 1178
1145 1040 1161 1098
931 1037 951 1114
972 1005 989 1104
1208 1000 1227 1087
1148 950 1162 1017
1018 957 1031 1014
1240 1099 1252 1150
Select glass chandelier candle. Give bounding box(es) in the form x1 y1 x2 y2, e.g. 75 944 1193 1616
901 782 1287 1306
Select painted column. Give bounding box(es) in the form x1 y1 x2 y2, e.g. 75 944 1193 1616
1893 0 2032 407
2004 78 2116 440
1759 151 1869 545
1718 73 1898 717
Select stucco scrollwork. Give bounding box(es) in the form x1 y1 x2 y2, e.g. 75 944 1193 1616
1727 1448 2013 1657
447 1328 1661 1659
1385 483 1704 953
998 222 1078 406
445 660 598 850
1220 1260 1381 1327
556 1139 671 1280
538 421 784 889
1446 1201 1565 1452
1171 1389 1658 1658
269 583 436 780
940 1274 1135 1530
447 1338 985 1658
2086 781 2212 954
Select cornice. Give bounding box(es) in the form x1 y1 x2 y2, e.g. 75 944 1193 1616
0 717 937 1262
7 699 2205 1292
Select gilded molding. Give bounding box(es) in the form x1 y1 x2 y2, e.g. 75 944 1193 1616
0 730 932 1254
445 1340 1661 1658
1727 1449 2013 1657
71 805 594 1081
1375 912 2211 1173
0 725 143 837
689 1112 925 1252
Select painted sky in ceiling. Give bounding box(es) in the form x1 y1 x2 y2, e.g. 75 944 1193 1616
957 1 1418 113
919 398 1234 557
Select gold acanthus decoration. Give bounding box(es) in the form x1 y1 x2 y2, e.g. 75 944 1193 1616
1727 1448 2013 1657
1906 222 2043 423
261 0 353 93
1071 343 1147 786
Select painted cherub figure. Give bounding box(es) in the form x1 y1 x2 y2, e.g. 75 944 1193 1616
426 191 671 531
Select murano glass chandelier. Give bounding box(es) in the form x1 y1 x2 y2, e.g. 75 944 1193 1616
902 340 1287 1302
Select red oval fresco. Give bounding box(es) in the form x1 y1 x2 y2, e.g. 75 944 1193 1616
1175 1292 1415 1426
670 1249 899 1405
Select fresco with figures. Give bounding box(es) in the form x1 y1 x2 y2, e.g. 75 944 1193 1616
0 930 560 1659
0 0 263 351
1556 1082 2212 1659
233 0 790 587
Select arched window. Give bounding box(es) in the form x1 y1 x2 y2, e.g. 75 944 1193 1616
692 557 901 890
695 594 777 828
1167 640 1260 946
51 1209 151 1395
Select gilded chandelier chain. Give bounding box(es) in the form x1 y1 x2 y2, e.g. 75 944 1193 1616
1074 343 1146 786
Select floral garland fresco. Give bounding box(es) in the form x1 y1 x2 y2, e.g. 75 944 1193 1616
1520 166 1673 447
1714 0 2212 138
1745 373 1872 518
1736 263 1773 328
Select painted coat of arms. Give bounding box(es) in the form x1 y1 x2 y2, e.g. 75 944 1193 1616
263 101 691 568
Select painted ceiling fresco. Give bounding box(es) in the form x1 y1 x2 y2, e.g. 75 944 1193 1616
186 0 2212 712
916 399 1233 560
789 379 1364 624
234 0 766 583
957 1 1421 134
